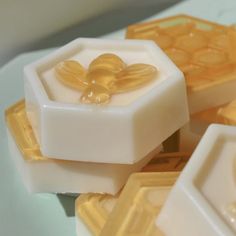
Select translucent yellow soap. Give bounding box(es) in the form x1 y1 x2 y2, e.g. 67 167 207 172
76 172 180 236
126 15 236 93
100 172 179 236
75 153 189 235
192 101 236 125
126 15 236 114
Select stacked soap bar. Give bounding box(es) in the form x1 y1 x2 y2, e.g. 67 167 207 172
5 37 189 195
126 14 236 114
5 100 160 193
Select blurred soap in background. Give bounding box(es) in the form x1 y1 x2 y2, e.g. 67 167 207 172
0 0 182 66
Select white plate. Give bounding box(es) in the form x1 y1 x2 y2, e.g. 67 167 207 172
0 49 92 236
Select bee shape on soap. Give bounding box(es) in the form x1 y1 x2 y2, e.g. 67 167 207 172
55 53 157 104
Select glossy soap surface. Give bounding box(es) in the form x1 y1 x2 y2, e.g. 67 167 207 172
55 53 157 105
100 172 179 236
5 100 45 161
127 15 236 93
157 125 236 236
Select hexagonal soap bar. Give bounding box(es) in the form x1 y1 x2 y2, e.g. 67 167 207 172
126 15 236 114
157 124 236 236
24 38 188 163
5 100 160 194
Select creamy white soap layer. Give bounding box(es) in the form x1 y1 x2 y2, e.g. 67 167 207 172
156 125 236 236
24 38 189 163
201 141 236 232
41 48 166 106
7 128 160 194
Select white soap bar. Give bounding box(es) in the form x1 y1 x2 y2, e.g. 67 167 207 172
7 128 160 194
24 37 189 163
156 124 236 236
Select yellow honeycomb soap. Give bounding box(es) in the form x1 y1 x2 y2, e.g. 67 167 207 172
126 15 236 114
5 100 44 161
100 172 179 236
75 156 188 236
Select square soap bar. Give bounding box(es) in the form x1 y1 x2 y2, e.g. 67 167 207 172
126 15 236 114
75 156 187 236
157 124 236 236
5 100 161 194
24 37 188 163
100 172 179 236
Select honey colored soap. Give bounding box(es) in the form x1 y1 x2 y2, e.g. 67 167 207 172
157 125 236 236
99 172 179 236
75 155 187 236
126 15 236 114
76 192 118 236
5 100 161 194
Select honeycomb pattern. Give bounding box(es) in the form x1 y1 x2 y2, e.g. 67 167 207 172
5 100 44 161
76 193 117 236
100 172 179 236
126 15 236 93
75 156 187 235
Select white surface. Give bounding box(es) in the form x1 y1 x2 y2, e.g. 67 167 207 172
24 38 189 163
201 141 236 231
156 124 236 236
7 127 160 194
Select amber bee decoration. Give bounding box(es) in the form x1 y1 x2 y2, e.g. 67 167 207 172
55 53 157 104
